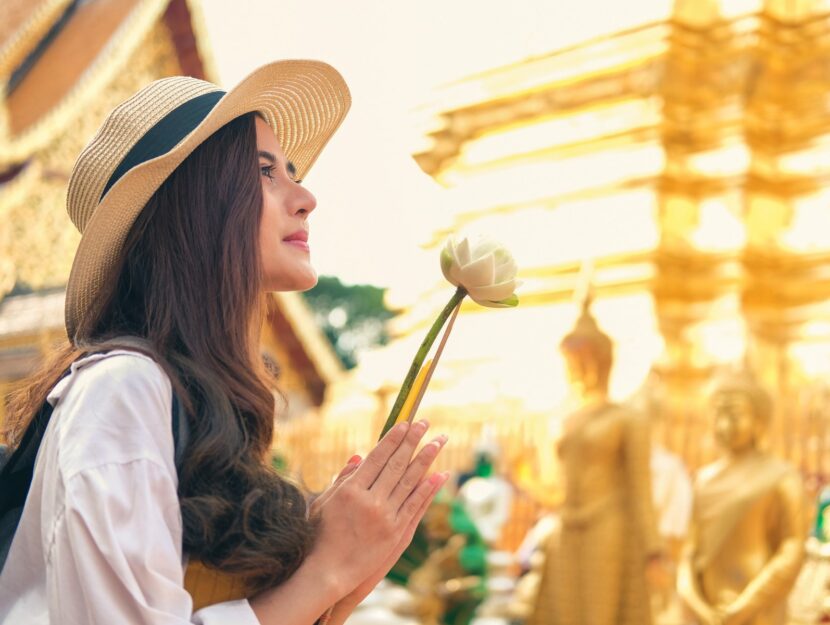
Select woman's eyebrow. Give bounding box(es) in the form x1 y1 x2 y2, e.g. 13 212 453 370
258 150 276 164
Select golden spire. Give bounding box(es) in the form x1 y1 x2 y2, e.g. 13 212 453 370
562 259 611 350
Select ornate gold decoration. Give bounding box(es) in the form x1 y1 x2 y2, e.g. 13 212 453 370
0 23 181 300
388 1 830 553
0 0 73 79
0 0 173 166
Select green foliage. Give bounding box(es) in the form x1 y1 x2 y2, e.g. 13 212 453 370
301 275 395 369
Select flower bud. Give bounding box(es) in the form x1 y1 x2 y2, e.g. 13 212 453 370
440 236 519 307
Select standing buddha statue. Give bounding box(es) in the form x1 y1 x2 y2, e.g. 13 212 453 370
529 294 662 625
677 372 805 625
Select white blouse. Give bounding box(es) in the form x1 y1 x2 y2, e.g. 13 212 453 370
0 351 261 624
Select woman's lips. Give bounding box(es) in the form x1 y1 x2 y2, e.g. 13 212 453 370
285 240 310 251
283 231 309 252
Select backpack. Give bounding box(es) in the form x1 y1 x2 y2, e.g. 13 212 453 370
0 349 188 573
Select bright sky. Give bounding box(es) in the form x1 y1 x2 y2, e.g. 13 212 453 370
199 0 672 288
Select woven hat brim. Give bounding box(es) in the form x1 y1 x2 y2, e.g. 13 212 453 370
65 60 350 340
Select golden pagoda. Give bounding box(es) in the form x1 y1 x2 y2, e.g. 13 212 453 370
288 0 830 556
0 0 342 420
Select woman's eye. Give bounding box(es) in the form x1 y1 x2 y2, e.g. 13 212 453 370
261 165 276 181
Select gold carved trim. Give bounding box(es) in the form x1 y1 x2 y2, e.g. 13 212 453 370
415 60 663 177
0 0 73 79
742 248 830 309
0 0 172 166
0 160 41 213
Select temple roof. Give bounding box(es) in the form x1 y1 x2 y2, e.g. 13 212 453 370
0 0 343 405
0 289 342 406
0 0 216 166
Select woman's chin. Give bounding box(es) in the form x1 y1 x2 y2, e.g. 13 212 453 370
263 270 318 293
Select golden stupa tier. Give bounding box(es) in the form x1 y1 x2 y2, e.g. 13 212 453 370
297 2 830 552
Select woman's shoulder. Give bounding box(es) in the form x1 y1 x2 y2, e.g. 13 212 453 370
49 350 176 478
74 348 167 379
53 349 171 403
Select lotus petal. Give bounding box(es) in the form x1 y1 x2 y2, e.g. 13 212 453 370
474 294 519 308
494 257 518 283
459 254 495 287
455 237 471 267
440 246 458 286
467 280 516 302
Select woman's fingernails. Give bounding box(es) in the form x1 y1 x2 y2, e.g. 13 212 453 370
426 435 448 453
412 419 429 435
347 455 361 465
429 471 451 486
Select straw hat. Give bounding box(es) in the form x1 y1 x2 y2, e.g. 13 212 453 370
64 60 351 341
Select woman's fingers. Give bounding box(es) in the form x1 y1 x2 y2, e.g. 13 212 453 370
351 422 411 488
398 470 450 523
383 472 450 572
388 434 447 509
328 456 361 491
310 455 362 515
369 420 431 496
403 471 449 539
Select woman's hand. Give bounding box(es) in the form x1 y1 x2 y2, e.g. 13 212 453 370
326 469 449 624
251 420 447 625
308 420 448 605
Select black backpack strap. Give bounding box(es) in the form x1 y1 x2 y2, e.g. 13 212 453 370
0 360 187 565
171 392 188 472
0 368 72 514
1 386 187 514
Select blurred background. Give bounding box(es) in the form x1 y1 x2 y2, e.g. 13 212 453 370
4 0 830 623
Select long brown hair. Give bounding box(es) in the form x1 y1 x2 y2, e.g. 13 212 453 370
4 112 316 592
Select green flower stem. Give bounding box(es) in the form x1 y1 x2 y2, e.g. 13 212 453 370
379 286 467 440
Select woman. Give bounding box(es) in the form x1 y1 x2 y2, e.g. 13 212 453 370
0 60 449 624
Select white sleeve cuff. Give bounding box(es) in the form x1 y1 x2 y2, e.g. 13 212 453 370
193 599 261 625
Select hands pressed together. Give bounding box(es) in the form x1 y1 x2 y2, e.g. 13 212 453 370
306 419 449 623
317 419 448 616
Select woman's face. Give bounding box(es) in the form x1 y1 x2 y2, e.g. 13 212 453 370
255 116 318 292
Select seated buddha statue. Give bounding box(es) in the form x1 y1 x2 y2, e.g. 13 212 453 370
677 371 805 625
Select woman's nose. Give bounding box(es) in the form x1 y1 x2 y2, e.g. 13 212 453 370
291 184 317 217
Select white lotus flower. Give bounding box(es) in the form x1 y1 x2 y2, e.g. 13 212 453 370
379 234 521 438
440 236 519 308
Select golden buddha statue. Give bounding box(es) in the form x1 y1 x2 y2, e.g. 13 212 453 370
529 294 662 625
678 372 805 625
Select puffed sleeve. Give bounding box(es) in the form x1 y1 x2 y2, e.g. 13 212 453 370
41 353 261 625
622 408 661 557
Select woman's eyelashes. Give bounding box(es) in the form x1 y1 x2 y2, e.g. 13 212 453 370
260 161 301 185
260 164 276 183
